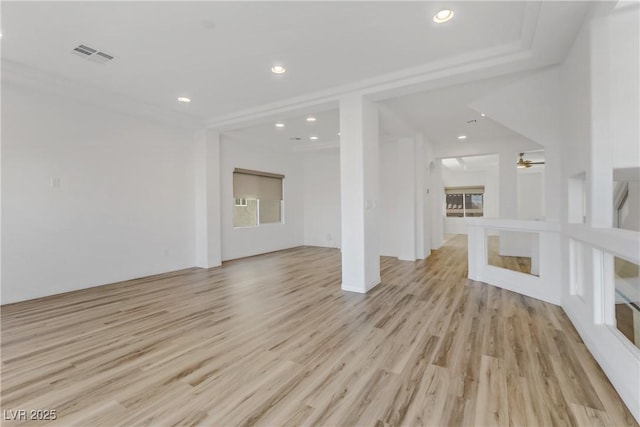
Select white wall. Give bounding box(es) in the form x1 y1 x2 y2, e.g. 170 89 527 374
303 149 341 248
379 142 399 256
441 165 499 235
2 82 196 304
379 137 435 259
220 138 304 261
378 139 414 258
517 169 545 220
610 5 640 170
459 6 640 419
303 136 439 260
500 161 545 258
301 142 402 258
559 5 640 422
428 158 444 250
469 68 561 148
470 69 564 223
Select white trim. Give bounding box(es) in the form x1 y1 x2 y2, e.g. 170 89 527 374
341 276 381 294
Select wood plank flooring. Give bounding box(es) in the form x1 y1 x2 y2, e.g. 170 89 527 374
487 236 533 276
1 235 637 426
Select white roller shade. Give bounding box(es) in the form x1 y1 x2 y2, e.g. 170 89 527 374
233 168 284 200
445 186 484 195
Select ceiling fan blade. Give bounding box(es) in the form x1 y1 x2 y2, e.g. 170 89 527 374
516 154 545 167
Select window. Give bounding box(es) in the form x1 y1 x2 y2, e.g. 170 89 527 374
233 168 284 227
445 186 484 217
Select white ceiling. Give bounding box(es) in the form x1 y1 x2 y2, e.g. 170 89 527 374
225 70 541 152
1 1 590 123
443 151 545 171
442 154 498 171
224 109 340 151
2 1 596 150
382 72 534 146
216 41 573 151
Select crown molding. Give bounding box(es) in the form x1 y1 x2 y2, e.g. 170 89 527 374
292 140 339 153
2 1 587 135
206 41 531 130
205 2 553 131
205 1 601 134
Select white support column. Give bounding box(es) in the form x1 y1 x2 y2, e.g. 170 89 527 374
429 160 444 250
499 149 519 219
498 149 520 256
589 15 613 228
414 135 427 260
194 129 222 269
340 93 380 293
544 144 562 222
396 137 417 261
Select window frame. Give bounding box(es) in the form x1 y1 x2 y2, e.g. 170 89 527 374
232 169 285 228
445 186 485 218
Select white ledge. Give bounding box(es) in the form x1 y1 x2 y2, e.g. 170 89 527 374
465 217 561 232
563 223 640 264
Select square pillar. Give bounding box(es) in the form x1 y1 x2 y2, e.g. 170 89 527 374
589 15 613 228
396 137 417 261
429 159 444 250
194 129 222 268
339 94 380 293
499 149 519 219
414 136 428 260
498 149 519 256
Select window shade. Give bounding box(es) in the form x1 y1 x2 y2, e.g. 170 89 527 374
445 186 485 195
233 168 284 200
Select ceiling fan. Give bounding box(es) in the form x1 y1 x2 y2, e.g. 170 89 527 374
517 153 545 168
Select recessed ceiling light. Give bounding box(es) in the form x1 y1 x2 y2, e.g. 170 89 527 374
275 123 285 128
306 116 317 122
480 113 486 117
310 136 319 140
271 65 286 74
433 9 454 23
457 135 467 140
177 97 191 103
338 132 341 136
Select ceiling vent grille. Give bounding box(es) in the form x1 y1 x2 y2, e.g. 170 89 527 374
71 44 115 64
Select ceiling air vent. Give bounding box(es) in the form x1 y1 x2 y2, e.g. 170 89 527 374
71 44 115 64
73 45 96 56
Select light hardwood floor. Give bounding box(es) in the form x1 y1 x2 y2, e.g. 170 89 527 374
486 236 533 276
1 235 637 426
